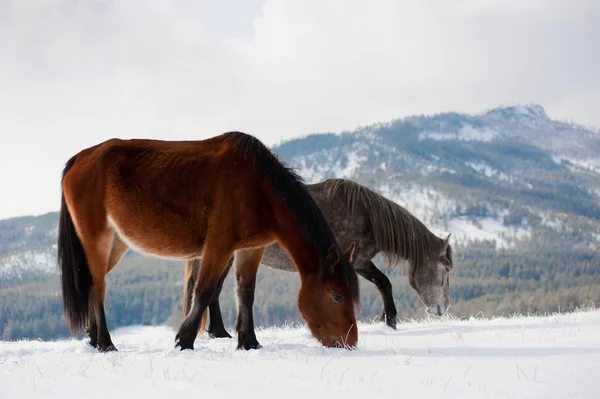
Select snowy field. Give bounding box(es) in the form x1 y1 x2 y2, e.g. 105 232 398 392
1 310 599 399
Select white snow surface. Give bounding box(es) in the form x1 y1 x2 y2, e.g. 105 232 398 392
2 310 599 399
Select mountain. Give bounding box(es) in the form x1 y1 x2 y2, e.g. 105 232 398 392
2 104 599 340
277 104 600 250
0 213 58 281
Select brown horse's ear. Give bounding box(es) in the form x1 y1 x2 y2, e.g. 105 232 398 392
343 242 356 263
327 245 341 266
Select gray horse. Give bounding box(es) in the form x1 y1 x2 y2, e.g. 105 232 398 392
184 178 453 342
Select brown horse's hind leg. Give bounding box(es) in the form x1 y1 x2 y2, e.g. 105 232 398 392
90 279 116 352
234 248 264 350
80 234 115 352
176 246 234 351
86 233 129 348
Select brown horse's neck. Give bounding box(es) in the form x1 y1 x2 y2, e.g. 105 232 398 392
274 216 321 280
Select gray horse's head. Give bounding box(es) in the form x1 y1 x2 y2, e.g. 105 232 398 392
409 233 453 316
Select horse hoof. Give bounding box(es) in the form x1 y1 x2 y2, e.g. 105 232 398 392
98 344 117 352
379 314 397 330
175 334 195 351
237 341 262 350
175 341 194 351
386 319 397 330
208 329 232 339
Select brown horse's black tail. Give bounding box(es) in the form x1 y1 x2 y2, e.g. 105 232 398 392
58 157 93 334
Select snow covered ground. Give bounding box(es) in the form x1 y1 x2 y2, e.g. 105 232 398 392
1 310 599 399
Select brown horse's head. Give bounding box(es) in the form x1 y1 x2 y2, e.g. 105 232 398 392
409 234 453 316
298 243 359 348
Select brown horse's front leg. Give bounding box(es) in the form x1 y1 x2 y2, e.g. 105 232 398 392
176 248 233 350
234 248 264 350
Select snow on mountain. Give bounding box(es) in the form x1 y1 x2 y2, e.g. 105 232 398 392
553 155 600 174
377 183 455 227
483 104 600 161
485 104 549 122
419 125 499 142
293 141 374 183
376 182 531 248
465 162 513 183
447 216 532 250
0 247 57 278
1 309 598 399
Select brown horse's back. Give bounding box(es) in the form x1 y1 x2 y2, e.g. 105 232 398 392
62 136 277 259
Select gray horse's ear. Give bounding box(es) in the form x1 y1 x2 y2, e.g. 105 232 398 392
439 233 453 271
440 233 451 254
343 242 356 264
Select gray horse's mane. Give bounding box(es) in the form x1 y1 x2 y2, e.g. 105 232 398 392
323 178 443 268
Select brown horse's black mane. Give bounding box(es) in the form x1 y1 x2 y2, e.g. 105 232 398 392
224 132 359 302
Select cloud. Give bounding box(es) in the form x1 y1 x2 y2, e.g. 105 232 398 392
230 0 600 133
0 0 599 218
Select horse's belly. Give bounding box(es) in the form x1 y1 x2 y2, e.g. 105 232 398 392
107 214 204 260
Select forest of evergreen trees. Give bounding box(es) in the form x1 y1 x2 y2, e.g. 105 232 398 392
2 242 599 341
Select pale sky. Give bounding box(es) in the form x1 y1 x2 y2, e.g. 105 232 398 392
1 0 599 219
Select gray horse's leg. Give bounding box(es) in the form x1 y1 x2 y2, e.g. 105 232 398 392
355 260 397 329
207 258 234 338
185 257 233 338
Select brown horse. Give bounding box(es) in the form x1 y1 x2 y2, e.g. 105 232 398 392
57 132 359 352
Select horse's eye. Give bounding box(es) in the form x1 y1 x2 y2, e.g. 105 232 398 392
332 294 345 303
440 261 451 272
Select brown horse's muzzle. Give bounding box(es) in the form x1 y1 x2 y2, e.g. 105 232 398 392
314 324 358 349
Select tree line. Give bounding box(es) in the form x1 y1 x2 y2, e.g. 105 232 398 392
2 245 599 340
